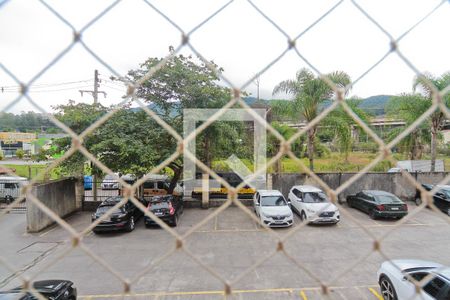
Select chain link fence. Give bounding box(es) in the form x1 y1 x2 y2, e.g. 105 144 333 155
1 0 450 299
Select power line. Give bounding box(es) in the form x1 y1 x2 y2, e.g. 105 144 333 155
0 79 93 91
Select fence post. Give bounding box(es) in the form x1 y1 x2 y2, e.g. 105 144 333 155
201 173 209 209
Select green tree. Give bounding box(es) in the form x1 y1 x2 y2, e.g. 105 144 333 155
0 150 3 161
52 101 108 176
126 47 238 172
272 68 351 170
386 94 430 160
267 122 301 173
322 98 371 162
413 72 450 171
15 149 25 159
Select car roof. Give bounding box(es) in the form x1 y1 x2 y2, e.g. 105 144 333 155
291 185 322 193
363 190 395 196
100 196 124 205
257 190 283 196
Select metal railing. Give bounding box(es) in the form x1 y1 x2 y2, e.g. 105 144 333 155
1 0 449 299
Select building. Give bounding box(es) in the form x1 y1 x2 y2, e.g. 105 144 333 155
0 132 37 157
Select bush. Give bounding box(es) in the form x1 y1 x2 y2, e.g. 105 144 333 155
0 151 3 161
16 149 25 159
354 142 378 153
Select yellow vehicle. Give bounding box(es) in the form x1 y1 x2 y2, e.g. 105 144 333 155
142 175 183 199
191 172 255 199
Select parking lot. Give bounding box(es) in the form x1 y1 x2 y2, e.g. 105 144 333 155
1 202 450 299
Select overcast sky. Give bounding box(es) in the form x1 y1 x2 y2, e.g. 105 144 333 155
0 0 449 114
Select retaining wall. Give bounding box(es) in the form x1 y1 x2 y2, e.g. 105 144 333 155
27 178 78 233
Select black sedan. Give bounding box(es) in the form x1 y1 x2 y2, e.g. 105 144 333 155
144 195 183 227
416 184 450 216
346 190 408 219
91 196 146 233
0 280 77 299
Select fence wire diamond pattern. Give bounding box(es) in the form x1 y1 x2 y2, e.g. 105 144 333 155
1 0 449 299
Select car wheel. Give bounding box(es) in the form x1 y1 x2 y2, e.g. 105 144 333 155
171 214 178 227
300 211 307 222
415 197 422 206
447 208 450 217
379 276 398 300
369 210 377 220
5 195 13 205
126 216 135 232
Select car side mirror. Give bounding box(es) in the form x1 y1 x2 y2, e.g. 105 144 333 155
298 198 303 202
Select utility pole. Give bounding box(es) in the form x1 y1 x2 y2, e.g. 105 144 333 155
79 69 106 104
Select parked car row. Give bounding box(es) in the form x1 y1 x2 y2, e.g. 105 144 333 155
91 194 184 233
253 185 341 228
251 185 415 228
415 184 450 216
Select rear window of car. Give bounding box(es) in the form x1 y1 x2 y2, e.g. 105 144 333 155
376 195 402 204
150 201 170 209
97 205 124 214
143 182 154 188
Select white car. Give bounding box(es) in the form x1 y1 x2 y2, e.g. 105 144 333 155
101 174 120 190
377 259 450 300
253 190 293 227
288 185 340 224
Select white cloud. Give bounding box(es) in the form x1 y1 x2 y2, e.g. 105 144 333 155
0 0 448 113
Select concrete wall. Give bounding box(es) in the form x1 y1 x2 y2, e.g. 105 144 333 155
271 172 449 202
27 178 78 233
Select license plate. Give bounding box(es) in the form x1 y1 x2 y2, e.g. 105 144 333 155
155 212 163 216
391 207 399 210
274 220 283 223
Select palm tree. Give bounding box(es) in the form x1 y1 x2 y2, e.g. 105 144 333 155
322 98 371 162
272 68 351 171
386 94 430 160
413 72 450 171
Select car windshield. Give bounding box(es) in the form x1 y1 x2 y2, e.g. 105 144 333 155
97 205 124 214
303 192 328 203
439 189 450 198
104 175 116 180
376 195 402 204
150 201 170 209
261 196 287 206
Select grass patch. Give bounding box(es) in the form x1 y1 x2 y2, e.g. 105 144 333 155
3 164 60 181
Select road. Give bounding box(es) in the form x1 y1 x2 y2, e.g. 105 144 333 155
1 204 449 299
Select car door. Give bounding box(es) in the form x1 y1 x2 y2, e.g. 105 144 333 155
289 188 301 213
254 192 261 216
362 194 376 213
433 190 447 212
353 192 365 210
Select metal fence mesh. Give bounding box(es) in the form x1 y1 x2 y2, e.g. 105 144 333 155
1 0 450 299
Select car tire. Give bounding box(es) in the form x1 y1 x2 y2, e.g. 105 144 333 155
415 197 422 206
126 216 135 232
300 211 307 222
447 208 450 217
171 215 178 227
379 276 398 300
369 210 377 220
5 195 13 205
347 199 353 208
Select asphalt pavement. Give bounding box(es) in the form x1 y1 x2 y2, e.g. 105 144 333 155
1 204 449 299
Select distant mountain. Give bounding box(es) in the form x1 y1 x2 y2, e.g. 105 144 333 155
358 95 391 116
132 95 392 117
